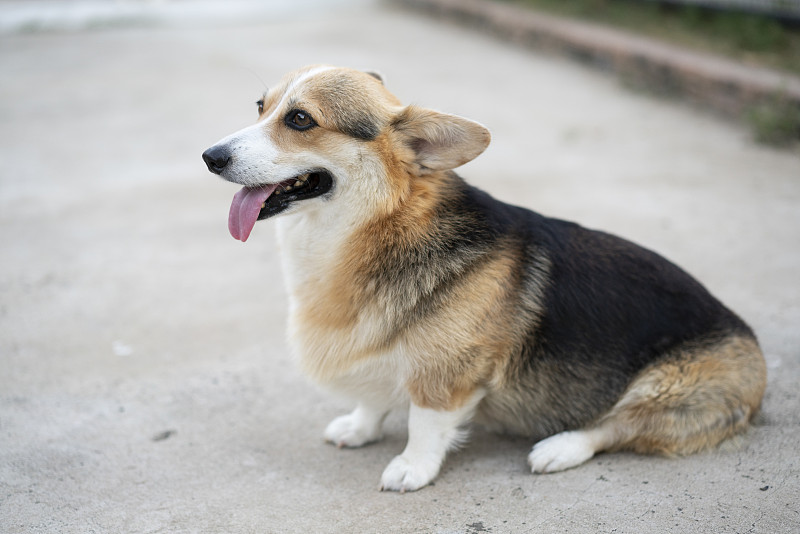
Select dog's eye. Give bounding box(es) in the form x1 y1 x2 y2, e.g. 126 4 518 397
285 109 316 131
256 99 264 115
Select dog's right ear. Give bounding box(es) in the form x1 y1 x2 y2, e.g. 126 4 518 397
391 105 491 175
365 71 385 84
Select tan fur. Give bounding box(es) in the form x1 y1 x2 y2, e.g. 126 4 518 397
403 248 523 411
205 65 767 491
291 173 455 383
590 335 767 456
292 161 528 412
391 105 492 174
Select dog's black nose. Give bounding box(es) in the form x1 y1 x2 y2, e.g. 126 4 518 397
202 145 231 175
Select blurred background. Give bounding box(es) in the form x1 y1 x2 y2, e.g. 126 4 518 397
1 1 798 532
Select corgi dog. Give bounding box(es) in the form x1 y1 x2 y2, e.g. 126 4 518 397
202 65 766 492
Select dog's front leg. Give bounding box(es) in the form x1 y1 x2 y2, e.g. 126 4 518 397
380 390 485 492
324 402 391 448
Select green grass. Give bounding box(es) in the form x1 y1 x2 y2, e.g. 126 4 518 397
745 94 800 146
512 0 800 75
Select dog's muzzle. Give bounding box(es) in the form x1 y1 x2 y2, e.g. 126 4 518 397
202 145 230 175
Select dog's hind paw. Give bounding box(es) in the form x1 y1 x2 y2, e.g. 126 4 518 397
528 430 596 473
324 411 383 448
379 455 439 493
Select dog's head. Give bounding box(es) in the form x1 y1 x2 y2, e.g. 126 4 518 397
202 65 490 241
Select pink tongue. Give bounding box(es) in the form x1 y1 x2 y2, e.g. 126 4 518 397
228 185 279 242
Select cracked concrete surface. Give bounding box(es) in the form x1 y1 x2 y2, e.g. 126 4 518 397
1 1 798 532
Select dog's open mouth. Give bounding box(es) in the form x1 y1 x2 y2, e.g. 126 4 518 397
228 171 333 242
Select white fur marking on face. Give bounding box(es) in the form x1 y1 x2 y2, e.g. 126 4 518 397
210 66 337 187
258 65 338 127
280 65 336 107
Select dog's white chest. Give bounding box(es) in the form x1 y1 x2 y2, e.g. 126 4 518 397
275 213 405 389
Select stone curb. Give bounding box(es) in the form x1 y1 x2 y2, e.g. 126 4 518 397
394 0 800 117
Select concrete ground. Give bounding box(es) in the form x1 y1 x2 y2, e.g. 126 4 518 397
1 1 798 532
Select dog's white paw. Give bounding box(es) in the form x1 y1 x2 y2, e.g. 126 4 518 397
380 455 439 493
528 430 596 473
324 413 383 448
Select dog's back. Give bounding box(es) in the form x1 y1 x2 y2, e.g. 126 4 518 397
326 166 765 465
342 170 764 440
460 179 764 446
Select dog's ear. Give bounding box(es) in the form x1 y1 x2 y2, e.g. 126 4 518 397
391 106 491 175
365 70 385 85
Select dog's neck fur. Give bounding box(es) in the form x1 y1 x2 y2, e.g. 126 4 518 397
275 166 455 384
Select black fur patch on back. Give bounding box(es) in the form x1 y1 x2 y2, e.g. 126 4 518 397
526 219 751 372
420 174 753 432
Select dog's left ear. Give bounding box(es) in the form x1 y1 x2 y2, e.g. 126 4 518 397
392 105 491 175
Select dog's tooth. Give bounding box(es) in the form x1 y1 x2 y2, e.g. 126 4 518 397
261 202 266 209
275 189 282 195
294 180 303 187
